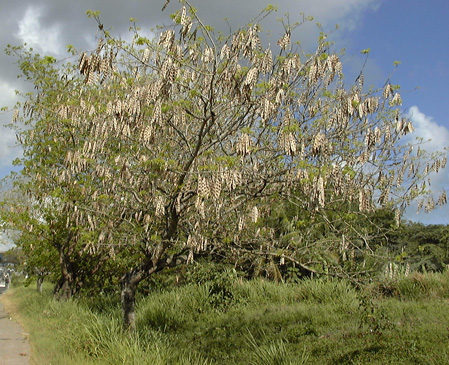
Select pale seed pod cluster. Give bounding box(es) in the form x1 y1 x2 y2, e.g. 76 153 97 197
155 196 165 217
277 31 291 50
279 132 297 156
139 123 152 143
316 176 325 208
210 176 222 200
238 216 245 231
358 189 372 212
158 30 175 50
395 117 414 135
224 170 241 191
312 132 329 157
437 191 447 206
251 206 259 223
195 196 205 219
202 47 214 63
178 6 193 38
244 67 259 86
259 49 273 74
390 93 402 106
78 39 113 85
383 84 393 99
197 176 210 198
12 108 19 123
13 1 448 280
236 133 252 156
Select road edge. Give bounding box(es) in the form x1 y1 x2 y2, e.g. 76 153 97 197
0 289 32 364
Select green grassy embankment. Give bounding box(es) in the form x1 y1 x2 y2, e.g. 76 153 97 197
3 271 449 364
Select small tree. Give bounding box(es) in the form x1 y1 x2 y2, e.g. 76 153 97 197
7 2 447 329
0 176 112 298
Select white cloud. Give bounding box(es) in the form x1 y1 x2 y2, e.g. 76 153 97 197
0 126 18 167
291 0 381 31
16 5 63 56
0 82 22 168
403 106 449 224
407 106 449 153
0 81 17 106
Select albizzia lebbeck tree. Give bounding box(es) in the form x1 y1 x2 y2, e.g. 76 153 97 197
9 2 447 329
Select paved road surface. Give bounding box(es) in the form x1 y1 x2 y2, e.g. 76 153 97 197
0 288 31 365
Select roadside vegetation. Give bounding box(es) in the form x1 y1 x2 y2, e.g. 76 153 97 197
4 268 449 364
1 2 448 363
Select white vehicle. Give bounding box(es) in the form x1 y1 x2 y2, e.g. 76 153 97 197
0 281 6 288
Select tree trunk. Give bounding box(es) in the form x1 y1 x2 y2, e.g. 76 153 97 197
119 241 177 330
54 248 75 300
120 269 144 331
37 276 44 293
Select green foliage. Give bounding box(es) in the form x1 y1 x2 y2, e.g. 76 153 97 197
86 10 101 18
264 4 278 12
6 272 449 364
387 221 449 272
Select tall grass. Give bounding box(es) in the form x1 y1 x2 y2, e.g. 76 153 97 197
4 271 449 364
368 269 449 300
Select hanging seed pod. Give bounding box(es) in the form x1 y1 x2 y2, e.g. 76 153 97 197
238 216 245 231
197 176 209 198
279 132 296 156
260 48 273 73
236 133 252 156
155 196 165 217
312 132 326 156
317 176 325 208
211 176 222 200
437 191 447 206
244 67 259 86
416 200 423 213
383 84 392 99
159 29 175 49
277 31 291 50
142 48 151 64
251 206 259 223
79 52 89 75
12 108 19 123
390 92 402 106
220 44 230 60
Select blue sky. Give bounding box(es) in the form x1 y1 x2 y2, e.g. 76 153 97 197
350 0 449 128
0 0 448 243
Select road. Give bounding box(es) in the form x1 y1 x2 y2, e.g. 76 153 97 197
0 288 31 364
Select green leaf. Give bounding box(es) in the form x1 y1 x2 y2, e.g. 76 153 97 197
86 10 101 18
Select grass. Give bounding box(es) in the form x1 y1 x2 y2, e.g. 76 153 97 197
2 271 449 364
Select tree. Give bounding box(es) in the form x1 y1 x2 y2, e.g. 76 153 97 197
7 2 447 329
387 221 449 272
0 175 113 298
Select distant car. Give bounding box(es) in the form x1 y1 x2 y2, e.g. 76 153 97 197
0 281 6 288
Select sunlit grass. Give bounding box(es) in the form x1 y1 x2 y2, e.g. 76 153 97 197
4 272 449 364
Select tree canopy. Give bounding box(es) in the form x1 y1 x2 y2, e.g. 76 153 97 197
2 1 447 329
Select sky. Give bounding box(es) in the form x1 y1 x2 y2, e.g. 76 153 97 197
0 0 448 249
